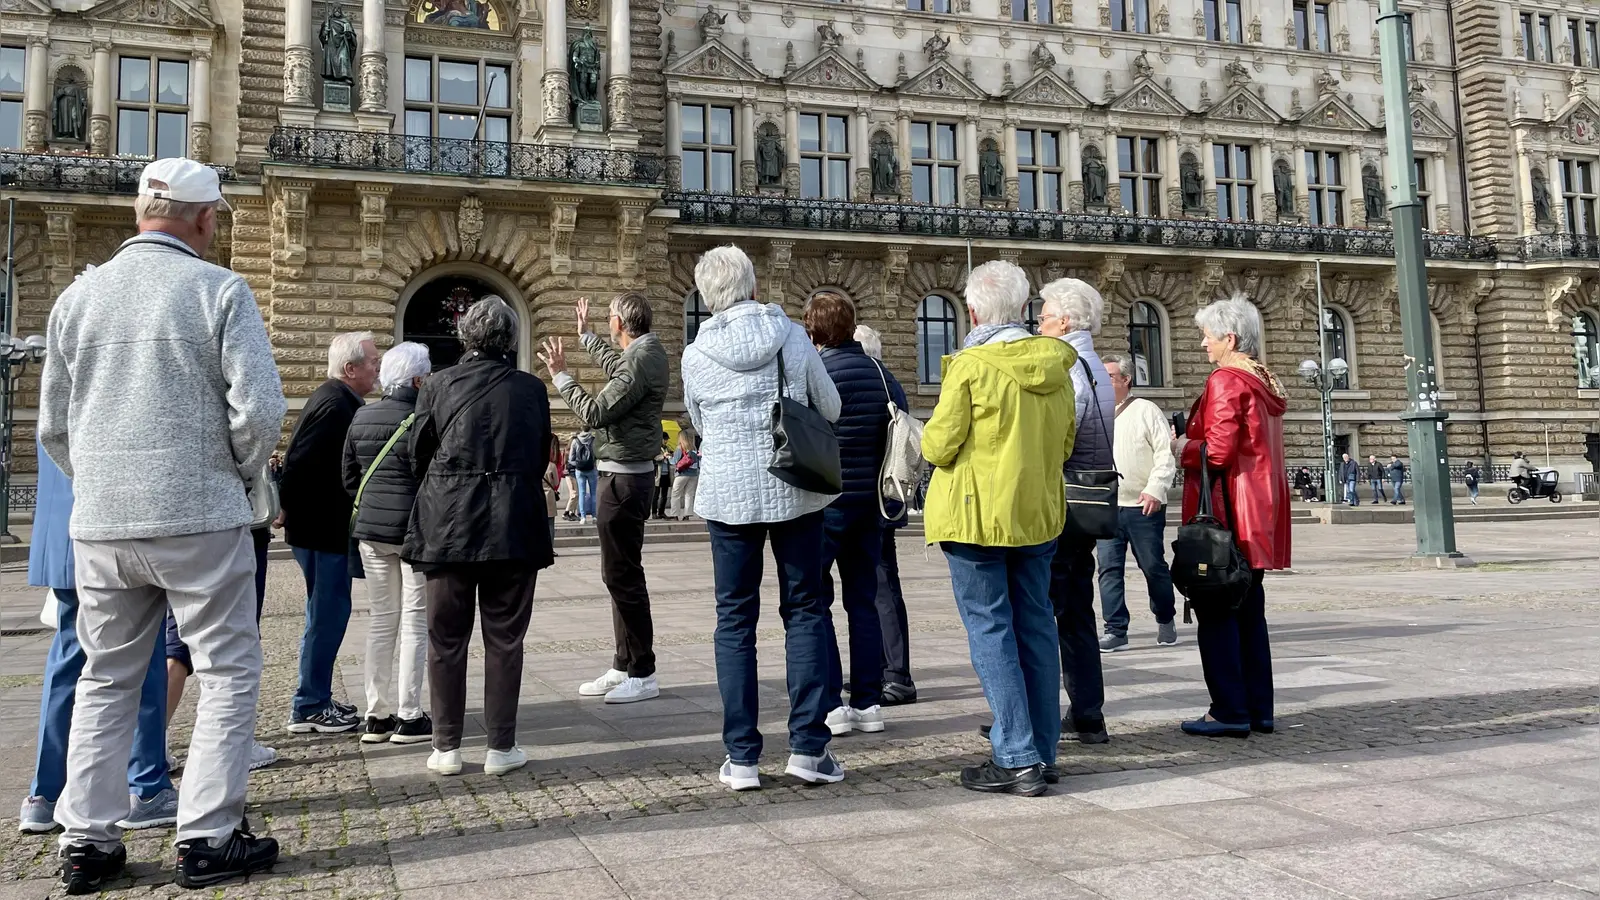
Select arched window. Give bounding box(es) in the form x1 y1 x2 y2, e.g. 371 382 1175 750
1128 300 1166 387
917 294 959 384
684 290 712 345
400 273 518 369
1577 310 1600 389
1024 297 1041 334
1321 305 1353 390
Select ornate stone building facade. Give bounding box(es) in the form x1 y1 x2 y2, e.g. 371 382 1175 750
2 0 1597 482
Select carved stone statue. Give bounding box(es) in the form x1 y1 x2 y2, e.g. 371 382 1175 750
870 131 898 194
1031 41 1055 73
569 27 601 104
1083 145 1108 206
1180 153 1204 211
1132 50 1154 79
923 31 950 63
1315 68 1340 98
52 74 88 142
817 20 843 52
319 6 357 82
1531 168 1553 224
1224 58 1250 88
979 143 1003 200
756 122 783 186
697 5 726 43
1273 158 1295 217
1362 165 1386 222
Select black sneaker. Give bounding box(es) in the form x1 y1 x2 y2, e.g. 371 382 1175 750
960 761 1047 796
390 714 433 744
61 842 126 895
359 716 397 744
881 683 918 706
1041 765 1061 784
175 820 279 888
286 705 359 734
332 699 357 716
1062 716 1111 744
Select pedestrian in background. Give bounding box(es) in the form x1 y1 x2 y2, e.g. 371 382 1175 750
544 441 566 547
1366 455 1387 504
1463 460 1480 504
1388 455 1407 505
1339 452 1360 506
570 430 597 523
669 430 700 519
856 324 917 706
653 432 674 519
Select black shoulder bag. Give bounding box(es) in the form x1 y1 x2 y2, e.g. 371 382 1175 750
1062 359 1121 540
1169 443 1253 621
767 349 843 495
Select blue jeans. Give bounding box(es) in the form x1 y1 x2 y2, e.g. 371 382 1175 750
291 548 353 718
576 469 598 519
821 502 885 709
32 589 172 802
944 541 1060 768
1051 534 1105 731
1391 479 1405 503
1369 479 1386 503
707 511 834 763
1096 506 1177 638
1193 570 1274 725
1344 479 1359 505
1468 483 1479 501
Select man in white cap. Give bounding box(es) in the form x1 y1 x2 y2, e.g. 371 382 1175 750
39 158 285 893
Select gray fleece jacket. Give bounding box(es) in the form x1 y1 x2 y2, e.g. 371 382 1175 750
39 232 286 540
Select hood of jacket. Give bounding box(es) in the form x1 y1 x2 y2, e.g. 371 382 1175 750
1217 359 1289 415
690 302 795 372
956 335 1077 395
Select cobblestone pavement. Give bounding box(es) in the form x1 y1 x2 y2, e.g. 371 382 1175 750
0 517 1595 899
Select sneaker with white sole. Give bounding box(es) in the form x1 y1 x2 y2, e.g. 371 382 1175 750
604 675 659 704
18 796 55 834
427 749 462 776
1098 634 1130 653
484 746 528 776
117 787 179 830
285 705 360 734
249 742 279 771
1157 621 1179 646
853 706 885 733
825 705 856 736
785 749 846 784
578 668 628 697
718 757 761 791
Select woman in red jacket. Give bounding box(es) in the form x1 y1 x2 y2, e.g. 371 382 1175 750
1173 295 1290 738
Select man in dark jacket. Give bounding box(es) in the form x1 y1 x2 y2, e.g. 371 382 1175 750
1387 455 1407 505
280 331 380 734
539 292 669 704
1339 452 1361 506
805 292 909 735
404 297 552 778
343 342 432 745
1365 455 1387 504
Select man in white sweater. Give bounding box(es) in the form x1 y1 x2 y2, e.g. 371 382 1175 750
1095 352 1179 652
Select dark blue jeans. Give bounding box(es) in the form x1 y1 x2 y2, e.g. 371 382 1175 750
1391 479 1405 503
821 502 885 709
707 511 834 763
32 589 172 801
1096 506 1177 638
1050 533 1105 732
943 541 1060 768
1369 479 1387 503
1193 570 1274 725
876 527 913 688
291 548 353 718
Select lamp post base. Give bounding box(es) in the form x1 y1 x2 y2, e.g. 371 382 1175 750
1407 551 1476 569
0 532 20 545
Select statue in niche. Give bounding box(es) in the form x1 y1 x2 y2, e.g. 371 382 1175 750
1180 153 1204 211
1273 158 1295 217
1082 145 1108 206
1362 165 1385 222
756 122 783 186
569 27 601 104
979 141 1003 199
1531 168 1553 224
319 6 358 82
52 71 88 142
870 131 899 194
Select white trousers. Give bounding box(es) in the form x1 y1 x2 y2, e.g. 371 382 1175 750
670 474 699 518
59 527 260 849
358 541 427 721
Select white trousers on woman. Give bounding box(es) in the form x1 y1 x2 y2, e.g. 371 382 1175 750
670 474 699 518
358 540 427 721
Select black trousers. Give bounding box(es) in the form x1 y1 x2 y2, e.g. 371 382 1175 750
875 527 914 688
425 563 538 752
1050 533 1105 731
653 472 672 518
598 471 657 677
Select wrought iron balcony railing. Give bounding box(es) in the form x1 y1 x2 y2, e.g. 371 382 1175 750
1518 233 1600 261
267 126 667 188
0 151 236 195
668 192 1501 261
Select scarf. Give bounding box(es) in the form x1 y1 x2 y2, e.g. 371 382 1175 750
963 322 1026 349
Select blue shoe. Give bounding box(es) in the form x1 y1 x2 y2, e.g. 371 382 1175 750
785 749 846 784
116 787 179 830
1180 716 1251 738
1252 719 1275 734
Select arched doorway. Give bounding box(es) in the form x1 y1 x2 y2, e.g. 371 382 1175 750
396 263 530 369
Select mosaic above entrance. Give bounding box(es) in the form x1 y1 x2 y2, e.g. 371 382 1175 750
412 0 503 30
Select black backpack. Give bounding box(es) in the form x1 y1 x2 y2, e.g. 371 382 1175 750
1170 444 1253 621
569 434 595 471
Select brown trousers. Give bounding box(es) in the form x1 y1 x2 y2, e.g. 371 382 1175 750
425 563 538 752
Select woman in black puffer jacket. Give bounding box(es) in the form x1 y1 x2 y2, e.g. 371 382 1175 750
342 341 433 745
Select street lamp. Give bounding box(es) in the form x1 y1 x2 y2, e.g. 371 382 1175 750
1299 356 1349 503
0 331 47 544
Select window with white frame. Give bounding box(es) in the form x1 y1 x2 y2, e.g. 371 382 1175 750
1307 149 1345 227
911 121 960 205
1129 300 1167 387
1214 143 1255 221
1321 305 1353 389
1017 128 1063 211
679 103 735 193
403 57 510 141
1413 157 1431 229
799 112 850 200
1293 0 1332 51
917 293 959 384
1571 17 1600 66
1576 309 1599 388
1539 14 1555 61
1117 135 1162 216
0 45 23 151
1203 0 1244 41
685 290 713 344
117 56 189 158
1561 158 1598 236
1586 19 1600 67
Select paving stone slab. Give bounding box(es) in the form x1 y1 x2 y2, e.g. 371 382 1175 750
1244 836 1542 900
1065 852 1352 900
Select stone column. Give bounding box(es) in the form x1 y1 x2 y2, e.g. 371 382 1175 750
784 102 801 196
852 108 869 200
23 36 47 151
1201 135 1219 218
89 42 113 155
1431 153 1450 230
1293 142 1310 222
1163 130 1181 217
359 0 388 113
1066 124 1083 210
1514 135 1535 233
666 94 682 189
1105 129 1121 211
738 100 756 193
895 112 912 198
189 50 213 161
1002 118 1019 209
542 0 570 128
606 0 633 130
284 0 314 107
960 116 980 206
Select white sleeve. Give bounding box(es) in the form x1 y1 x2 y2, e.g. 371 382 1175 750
1142 402 1176 499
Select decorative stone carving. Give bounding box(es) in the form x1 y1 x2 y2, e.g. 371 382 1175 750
784 41 796 76
767 240 795 308
607 76 634 129
698 5 726 43
924 31 950 63
548 195 581 277
1131 50 1154 79
1315 68 1339 98
1247 14 1261 42
88 115 110 155
824 249 845 285
457 195 484 254
42 206 76 294
616 200 648 283
189 122 212 162
780 4 795 27
882 244 910 306
1224 57 1250 89
816 19 843 52
356 183 390 270
1572 69 1591 100
275 181 311 274
24 110 46 152
1096 255 1126 294
285 46 314 106
542 70 570 125
359 53 387 113
1193 259 1225 308
738 1 751 22
1031 41 1055 73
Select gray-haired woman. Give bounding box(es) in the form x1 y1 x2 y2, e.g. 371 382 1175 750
403 297 553 777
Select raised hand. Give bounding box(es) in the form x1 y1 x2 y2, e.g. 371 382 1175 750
575 297 591 335
537 337 567 377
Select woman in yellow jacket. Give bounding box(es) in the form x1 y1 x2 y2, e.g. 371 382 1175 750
921 260 1078 797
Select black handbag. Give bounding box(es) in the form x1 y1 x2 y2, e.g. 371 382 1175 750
767 349 843 495
1170 444 1253 621
1062 359 1120 540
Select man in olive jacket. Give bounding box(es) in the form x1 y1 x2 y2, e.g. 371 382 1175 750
538 292 669 703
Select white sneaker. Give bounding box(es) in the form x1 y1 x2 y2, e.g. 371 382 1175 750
249 741 279 771
785 749 846 784
427 749 463 776
718 757 761 791
853 706 885 733
826 705 857 736
579 668 628 697
484 746 528 776
604 675 660 704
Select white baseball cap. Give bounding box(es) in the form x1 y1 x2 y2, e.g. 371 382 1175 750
138 157 230 210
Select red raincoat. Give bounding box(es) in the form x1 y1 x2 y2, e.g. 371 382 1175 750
1180 363 1292 571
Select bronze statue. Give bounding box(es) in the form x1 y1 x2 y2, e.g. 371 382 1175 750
980 144 1003 200
756 123 783 186
1083 146 1108 206
1273 158 1295 217
569 27 601 104
319 6 357 82
1531 169 1553 224
52 76 87 142
1180 154 1204 212
870 131 898 194
1362 165 1386 222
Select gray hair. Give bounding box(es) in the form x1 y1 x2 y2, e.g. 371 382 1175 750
1195 293 1264 358
133 195 217 224
458 295 518 357
1100 351 1132 375
854 324 883 359
327 331 376 380
1039 278 1104 335
964 260 1030 326
694 245 758 313
379 341 432 391
610 291 653 337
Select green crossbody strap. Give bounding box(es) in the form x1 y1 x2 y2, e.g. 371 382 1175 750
351 413 416 533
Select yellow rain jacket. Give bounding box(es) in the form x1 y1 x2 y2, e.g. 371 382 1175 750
921 333 1078 548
